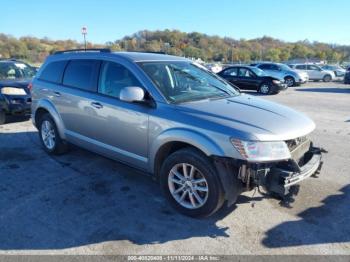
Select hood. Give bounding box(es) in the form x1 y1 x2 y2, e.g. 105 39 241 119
322 69 336 76
261 75 284 82
176 94 315 141
0 79 31 89
288 68 306 78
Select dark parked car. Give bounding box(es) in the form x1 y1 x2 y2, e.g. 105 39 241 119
217 66 287 94
0 60 35 124
344 67 350 84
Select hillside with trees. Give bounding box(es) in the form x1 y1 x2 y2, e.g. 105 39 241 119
0 30 349 64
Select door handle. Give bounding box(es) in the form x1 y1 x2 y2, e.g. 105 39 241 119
91 102 103 109
53 91 61 97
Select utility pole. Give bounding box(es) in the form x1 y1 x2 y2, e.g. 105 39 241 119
81 26 87 51
231 44 235 64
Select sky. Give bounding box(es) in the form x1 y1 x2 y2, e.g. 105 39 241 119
1 0 349 45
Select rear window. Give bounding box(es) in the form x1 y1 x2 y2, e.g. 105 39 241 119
62 60 100 91
296 65 306 70
40 60 67 83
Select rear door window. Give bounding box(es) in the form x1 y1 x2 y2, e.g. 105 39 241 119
296 65 306 70
223 67 238 76
307 65 319 71
63 60 100 91
238 68 254 78
39 60 67 83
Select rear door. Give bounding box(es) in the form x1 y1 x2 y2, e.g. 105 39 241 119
52 59 101 139
220 67 239 85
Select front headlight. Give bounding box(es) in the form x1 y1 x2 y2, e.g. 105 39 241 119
272 79 281 84
231 139 291 162
1 87 26 95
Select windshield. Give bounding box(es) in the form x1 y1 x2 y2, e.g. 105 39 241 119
138 61 239 103
323 65 339 70
251 67 267 76
278 64 292 71
0 62 36 80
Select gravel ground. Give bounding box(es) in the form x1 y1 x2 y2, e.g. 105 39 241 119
0 81 349 255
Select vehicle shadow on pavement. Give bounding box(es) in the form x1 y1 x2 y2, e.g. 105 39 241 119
296 87 350 94
0 131 239 250
262 184 350 248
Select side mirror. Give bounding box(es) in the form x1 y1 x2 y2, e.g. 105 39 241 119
120 86 145 103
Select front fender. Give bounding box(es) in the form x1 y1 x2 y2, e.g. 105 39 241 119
149 128 225 173
32 99 66 139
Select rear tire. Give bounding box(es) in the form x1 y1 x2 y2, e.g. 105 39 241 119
160 148 225 218
38 113 68 155
0 110 6 125
323 75 331 82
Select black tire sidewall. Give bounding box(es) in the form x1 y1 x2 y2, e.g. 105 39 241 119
285 77 295 87
323 75 331 82
160 148 224 218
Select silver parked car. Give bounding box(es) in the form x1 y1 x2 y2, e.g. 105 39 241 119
252 62 309 87
31 49 323 217
289 64 335 82
321 64 346 78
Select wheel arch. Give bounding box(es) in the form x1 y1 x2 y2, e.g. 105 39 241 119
149 128 225 178
284 75 295 81
33 99 66 139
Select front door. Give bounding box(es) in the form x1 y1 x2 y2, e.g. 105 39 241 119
307 65 322 80
90 60 149 169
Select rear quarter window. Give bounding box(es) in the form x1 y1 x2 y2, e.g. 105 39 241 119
62 60 100 91
39 60 67 83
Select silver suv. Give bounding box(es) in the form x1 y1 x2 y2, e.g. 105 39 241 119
32 49 323 217
289 64 336 82
253 62 309 87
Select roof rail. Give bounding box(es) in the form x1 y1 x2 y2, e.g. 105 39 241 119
54 48 111 55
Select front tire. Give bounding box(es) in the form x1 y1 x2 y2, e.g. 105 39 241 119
160 148 224 218
38 113 68 155
259 83 271 95
284 76 295 87
323 75 331 82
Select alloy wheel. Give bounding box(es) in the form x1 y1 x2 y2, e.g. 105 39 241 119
41 120 56 150
260 84 270 94
285 78 294 87
168 163 209 209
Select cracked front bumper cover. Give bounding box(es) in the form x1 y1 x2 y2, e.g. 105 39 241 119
264 147 323 196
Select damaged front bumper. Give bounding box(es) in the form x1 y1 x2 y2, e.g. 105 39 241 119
214 145 323 206
263 147 323 196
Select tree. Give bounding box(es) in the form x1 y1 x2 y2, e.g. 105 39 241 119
0 30 348 64
265 48 281 62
